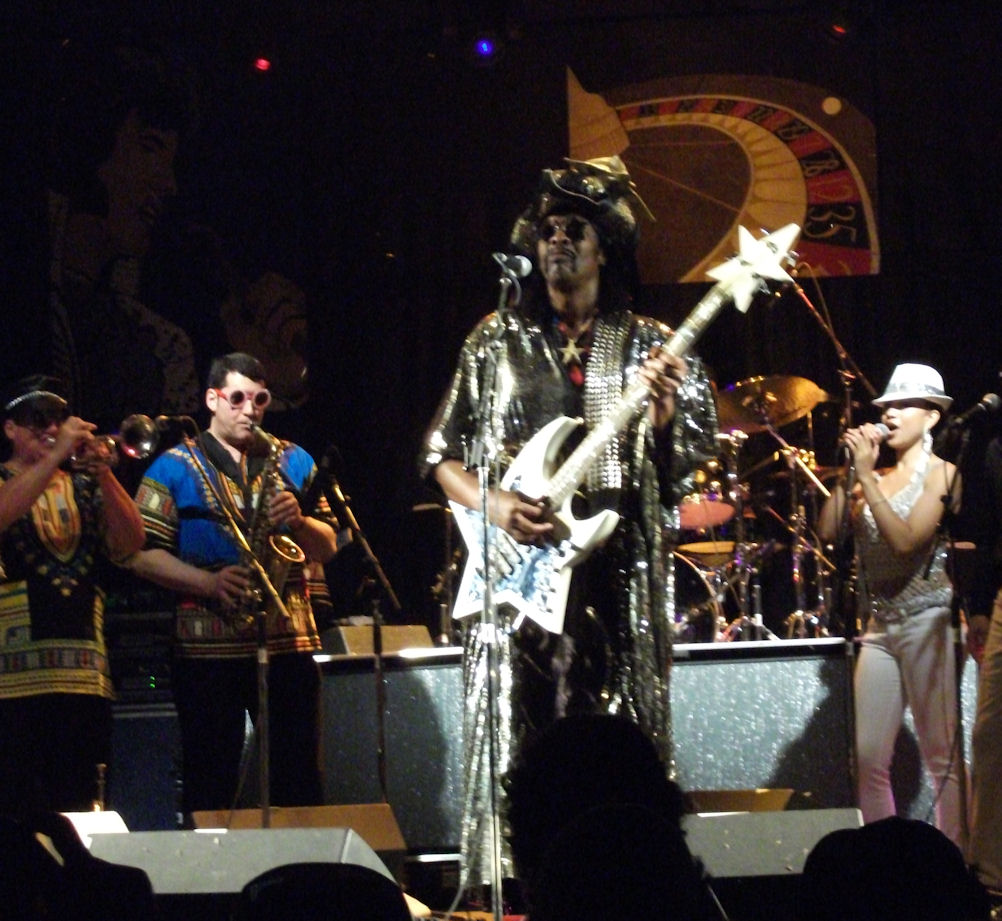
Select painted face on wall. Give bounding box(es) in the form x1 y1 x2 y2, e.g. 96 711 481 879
95 108 179 258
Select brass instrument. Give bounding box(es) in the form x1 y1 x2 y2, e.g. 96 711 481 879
237 425 308 629
71 413 159 469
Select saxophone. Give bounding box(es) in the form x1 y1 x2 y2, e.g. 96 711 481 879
238 425 308 630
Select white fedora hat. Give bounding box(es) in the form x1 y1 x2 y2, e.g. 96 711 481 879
872 363 952 411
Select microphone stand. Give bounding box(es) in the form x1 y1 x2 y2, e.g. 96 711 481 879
465 261 524 921
790 266 875 640
312 456 402 803
177 430 292 829
786 266 870 823
931 426 972 849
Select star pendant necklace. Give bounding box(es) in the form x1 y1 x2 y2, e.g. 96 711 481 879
557 314 595 386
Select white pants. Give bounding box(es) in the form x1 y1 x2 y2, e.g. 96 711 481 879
969 594 1002 888
855 606 965 847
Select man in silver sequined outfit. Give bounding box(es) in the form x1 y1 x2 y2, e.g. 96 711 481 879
419 157 718 888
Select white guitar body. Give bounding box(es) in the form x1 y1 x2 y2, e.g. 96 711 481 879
450 415 621 635
448 223 801 635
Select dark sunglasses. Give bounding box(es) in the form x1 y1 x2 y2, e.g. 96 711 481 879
539 217 590 242
11 401 70 432
213 388 271 410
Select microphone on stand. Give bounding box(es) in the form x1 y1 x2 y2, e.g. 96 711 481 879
948 393 1001 428
154 414 196 430
300 444 338 515
492 252 532 278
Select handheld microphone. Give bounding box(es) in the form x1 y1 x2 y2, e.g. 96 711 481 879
948 393 1001 428
492 252 532 278
840 422 890 457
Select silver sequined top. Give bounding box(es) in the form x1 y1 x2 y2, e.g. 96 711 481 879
854 464 952 626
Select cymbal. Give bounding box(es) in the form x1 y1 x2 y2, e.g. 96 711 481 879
717 375 831 434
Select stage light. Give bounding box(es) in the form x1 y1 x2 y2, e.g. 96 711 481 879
473 35 496 57
253 57 272 72
466 30 502 67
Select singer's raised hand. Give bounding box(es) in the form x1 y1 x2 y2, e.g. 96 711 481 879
841 423 885 479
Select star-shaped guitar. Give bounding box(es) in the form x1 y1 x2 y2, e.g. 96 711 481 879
449 223 801 635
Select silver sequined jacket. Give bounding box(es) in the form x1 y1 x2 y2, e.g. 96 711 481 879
420 307 718 884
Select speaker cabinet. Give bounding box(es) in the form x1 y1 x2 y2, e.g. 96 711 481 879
671 638 855 807
109 703 181 830
89 827 396 921
682 808 863 921
319 649 464 852
323 624 434 656
190 804 406 880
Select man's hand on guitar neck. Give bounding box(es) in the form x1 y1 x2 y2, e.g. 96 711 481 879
638 346 687 432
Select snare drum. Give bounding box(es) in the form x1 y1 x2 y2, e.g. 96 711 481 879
678 482 735 531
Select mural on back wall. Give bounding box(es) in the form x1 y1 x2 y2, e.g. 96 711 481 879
567 68 878 283
4 31 312 431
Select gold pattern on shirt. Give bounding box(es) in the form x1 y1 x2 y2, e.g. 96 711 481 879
30 470 81 563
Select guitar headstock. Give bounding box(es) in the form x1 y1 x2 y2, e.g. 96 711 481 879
705 223 801 314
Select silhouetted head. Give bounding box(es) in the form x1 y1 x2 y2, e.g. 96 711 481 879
798 816 990 921
505 714 685 884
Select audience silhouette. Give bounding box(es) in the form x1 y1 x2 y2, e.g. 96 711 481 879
0 811 155 921
505 713 716 919
798 815 990 921
234 861 412 921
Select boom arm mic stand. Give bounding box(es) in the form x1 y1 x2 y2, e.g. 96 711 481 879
308 453 401 803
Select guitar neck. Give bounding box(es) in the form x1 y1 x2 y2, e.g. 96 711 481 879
545 282 733 507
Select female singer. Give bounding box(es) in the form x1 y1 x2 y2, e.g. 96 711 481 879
818 363 963 845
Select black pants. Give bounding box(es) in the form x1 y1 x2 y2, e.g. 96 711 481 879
171 652 323 816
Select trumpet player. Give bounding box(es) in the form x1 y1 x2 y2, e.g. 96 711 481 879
126 352 339 818
0 375 146 817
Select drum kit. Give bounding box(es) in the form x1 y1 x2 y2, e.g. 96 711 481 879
673 374 843 644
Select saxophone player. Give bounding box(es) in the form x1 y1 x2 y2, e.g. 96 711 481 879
126 352 340 817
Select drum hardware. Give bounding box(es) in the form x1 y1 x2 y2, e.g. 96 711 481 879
672 548 729 643
718 540 784 641
720 373 839 639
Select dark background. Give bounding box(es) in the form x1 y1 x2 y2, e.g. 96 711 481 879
2 1 1000 634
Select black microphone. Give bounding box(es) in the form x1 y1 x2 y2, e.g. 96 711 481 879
492 252 532 278
154 414 198 440
948 393 1001 428
155 414 195 430
300 443 337 514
